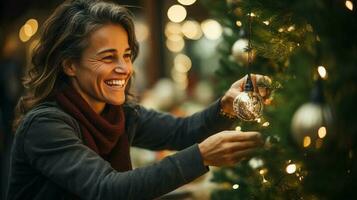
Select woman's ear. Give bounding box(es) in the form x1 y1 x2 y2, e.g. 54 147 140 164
62 59 77 77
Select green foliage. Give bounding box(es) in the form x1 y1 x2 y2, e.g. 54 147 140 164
200 0 357 199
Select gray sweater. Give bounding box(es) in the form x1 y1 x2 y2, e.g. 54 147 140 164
6 100 233 200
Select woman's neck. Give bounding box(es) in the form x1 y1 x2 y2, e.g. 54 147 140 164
70 82 106 114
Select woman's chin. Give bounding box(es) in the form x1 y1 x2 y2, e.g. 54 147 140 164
107 97 125 105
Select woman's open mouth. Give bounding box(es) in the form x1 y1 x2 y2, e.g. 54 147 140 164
104 79 126 88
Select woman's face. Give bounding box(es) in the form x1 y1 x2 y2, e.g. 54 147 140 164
65 24 133 113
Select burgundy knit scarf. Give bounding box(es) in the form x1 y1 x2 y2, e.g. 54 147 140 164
55 85 132 172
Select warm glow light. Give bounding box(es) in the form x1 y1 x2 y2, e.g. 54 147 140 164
19 18 38 43
345 0 354 11
174 54 192 73
232 184 239 189
263 20 270 25
182 20 202 40
171 69 188 82
236 20 242 27
201 19 222 40
171 69 188 90
317 66 327 79
19 26 30 42
167 5 187 23
166 35 185 52
318 126 327 138
259 168 267 175
23 24 33 37
256 118 262 123
287 25 295 32
303 136 311 147
235 126 241 131
165 22 182 38
278 28 284 32
135 22 149 42
26 19 38 36
286 164 297 174
262 122 270 127
178 0 196 6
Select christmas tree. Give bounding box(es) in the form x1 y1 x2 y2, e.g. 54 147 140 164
199 0 357 199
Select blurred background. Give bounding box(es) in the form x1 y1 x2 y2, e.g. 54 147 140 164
1 0 356 199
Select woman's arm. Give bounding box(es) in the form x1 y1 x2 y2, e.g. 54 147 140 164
132 99 235 151
22 112 208 200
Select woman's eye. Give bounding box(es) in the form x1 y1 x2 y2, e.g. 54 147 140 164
102 56 114 62
124 53 132 60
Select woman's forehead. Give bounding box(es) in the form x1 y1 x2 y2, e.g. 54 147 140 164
87 24 130 53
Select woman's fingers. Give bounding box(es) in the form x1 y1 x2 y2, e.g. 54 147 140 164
223 131 262 143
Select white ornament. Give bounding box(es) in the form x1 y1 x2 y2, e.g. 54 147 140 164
248 157 264 169
291 102 333 149
231 39 256 64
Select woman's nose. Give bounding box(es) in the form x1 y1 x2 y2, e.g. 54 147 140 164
114 60 130 74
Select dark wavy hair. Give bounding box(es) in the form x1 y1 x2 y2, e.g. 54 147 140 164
13 0 139 129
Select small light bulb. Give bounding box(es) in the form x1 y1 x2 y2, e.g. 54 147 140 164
236 20 242 27
318 126 327 138
232 184 239 189
259 168 267 175
345 0 354 11
286 164 297 174
262 122 270 127
287 25 295 32
263 20 270 25
303 136 311 147
317 66 327 79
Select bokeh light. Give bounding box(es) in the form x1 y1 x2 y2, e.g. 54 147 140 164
167 5 187 23
201 19 222 40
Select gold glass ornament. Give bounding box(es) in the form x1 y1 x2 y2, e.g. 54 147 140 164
233 91 263 121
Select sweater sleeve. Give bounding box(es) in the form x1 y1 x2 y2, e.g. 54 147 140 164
23 113 208 200
132 99 235 151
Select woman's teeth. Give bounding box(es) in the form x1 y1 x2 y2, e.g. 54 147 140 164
105 80 125 88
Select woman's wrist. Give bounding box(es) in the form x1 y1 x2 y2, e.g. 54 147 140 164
219 96 237 119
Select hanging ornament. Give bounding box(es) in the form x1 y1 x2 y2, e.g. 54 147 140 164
231 38 256 65
291 67 334 150
233 76 263 121
232 12 263 121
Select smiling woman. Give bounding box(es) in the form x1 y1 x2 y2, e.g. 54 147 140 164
13 0 138 126
6 0 266 199
62 24 133 113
